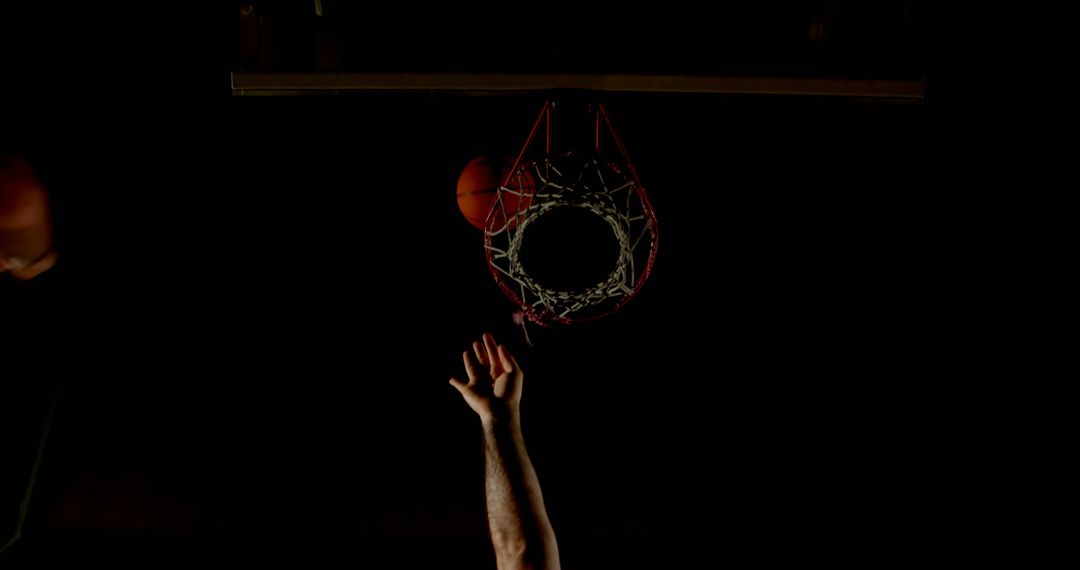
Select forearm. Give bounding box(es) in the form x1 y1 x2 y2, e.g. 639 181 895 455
483 417 559 570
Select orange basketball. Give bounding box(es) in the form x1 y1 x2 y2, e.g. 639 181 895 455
456 156 534 230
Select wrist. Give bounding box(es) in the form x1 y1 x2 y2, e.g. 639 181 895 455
481 410 521 432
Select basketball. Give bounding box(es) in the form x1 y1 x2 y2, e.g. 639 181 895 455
456 156 534 230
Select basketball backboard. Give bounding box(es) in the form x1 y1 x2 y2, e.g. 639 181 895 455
231 1 925 99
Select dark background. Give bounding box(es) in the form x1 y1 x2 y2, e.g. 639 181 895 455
2 3 930 567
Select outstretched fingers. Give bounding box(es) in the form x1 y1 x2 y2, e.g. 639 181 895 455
482 333 500 375
473 341 487 367
462 351 481 385
497 345 517 375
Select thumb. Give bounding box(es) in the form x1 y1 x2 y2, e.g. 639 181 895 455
449 377 471 397
449 378 483 408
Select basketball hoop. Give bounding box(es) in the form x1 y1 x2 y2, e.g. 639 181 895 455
484 102 658 326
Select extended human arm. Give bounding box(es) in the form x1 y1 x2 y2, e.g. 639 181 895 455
449 334 560 570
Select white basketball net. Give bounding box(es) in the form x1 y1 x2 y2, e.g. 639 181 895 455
484 153 658 325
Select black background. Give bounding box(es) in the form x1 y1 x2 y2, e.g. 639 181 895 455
2 3 931 567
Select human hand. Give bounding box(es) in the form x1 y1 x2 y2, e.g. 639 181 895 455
449 333 523 424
